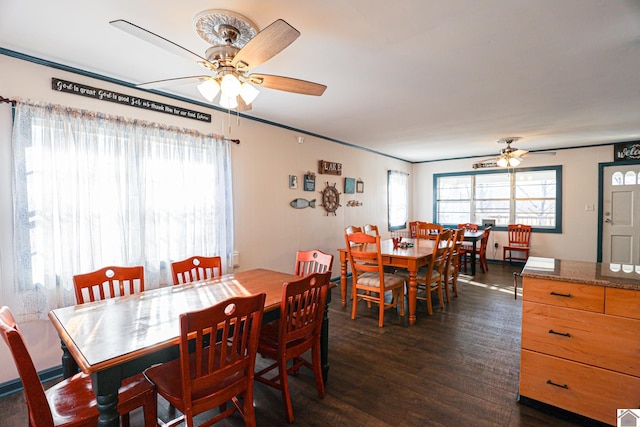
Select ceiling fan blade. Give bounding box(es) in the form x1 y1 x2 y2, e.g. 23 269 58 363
523 151 556 157
231 19 300 72
136 76 210 89
110 19 216 69
237 97 252 112
249 73 326 96
511 149 529 157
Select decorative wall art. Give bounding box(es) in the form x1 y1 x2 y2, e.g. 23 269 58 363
346 200 363 207
356 178 364 193
320 182 341 215
344 177 355 194
318 160 342 175
290 198 316 209
304 172 316 191
289 175 298 189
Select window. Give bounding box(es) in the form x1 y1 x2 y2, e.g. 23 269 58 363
434 166 562 232
388 170 409 231
10 101 233 319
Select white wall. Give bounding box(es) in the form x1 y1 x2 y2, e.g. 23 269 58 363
413 144 610 262
0 54 411 383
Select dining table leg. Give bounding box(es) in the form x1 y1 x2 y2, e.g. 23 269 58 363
91 368 122 427
340 252 348 308
60 339 78 379
471 240 477 276
408 267 418 325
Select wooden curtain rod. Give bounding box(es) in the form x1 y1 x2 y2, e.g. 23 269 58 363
0 95 16 105
0 95 239 143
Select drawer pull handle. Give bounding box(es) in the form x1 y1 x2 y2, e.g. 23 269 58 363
548 329 571 337
550 291 572 298
546 380 568 389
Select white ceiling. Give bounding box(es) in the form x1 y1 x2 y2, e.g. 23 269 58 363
2 0 640 163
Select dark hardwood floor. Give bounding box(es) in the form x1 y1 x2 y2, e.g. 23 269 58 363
0 264 602 426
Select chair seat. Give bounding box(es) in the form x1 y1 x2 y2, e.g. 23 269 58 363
47 372 155 426
355 272 405 288
145 344 245 410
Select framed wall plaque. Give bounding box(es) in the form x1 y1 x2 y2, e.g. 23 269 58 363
304 173 316 191
356 178 364 193
344 177 355 194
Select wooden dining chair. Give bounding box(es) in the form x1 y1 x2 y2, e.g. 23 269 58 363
463 226 492 273
503 224 532 266
144 293 266 427
458 223 478 231
345 232 405 327
444 228 465 302
398 229 452 315
416 222 443 240
73 265 144 304
345 225 363 235
363 223 379 236
171 255 222 285
0 305 156 427
255 271 330 423
408 221 426 238
294 249 333 277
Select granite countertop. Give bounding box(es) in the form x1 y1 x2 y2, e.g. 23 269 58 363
521 257 640 291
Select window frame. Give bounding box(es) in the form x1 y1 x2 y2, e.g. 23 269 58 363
388 170 409 231
433 165 562 233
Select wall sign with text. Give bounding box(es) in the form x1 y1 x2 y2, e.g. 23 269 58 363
51 78 211 123
318 160 342 175
614 142 640 162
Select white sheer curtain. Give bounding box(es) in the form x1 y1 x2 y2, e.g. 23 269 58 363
11 100 233 320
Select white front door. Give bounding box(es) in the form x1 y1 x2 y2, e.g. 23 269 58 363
602 164 640 264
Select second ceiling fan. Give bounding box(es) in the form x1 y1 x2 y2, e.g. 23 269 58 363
472 137 555 169
110 9 327 111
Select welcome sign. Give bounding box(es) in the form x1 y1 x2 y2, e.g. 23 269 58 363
614 142 640 161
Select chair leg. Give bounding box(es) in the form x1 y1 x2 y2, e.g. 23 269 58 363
279 356 295 423
311 343 326 399
443 274 451 303
351 286 358 321
451 270 459 297
378 295 385 327
425 287 434 316
142 390 158 427
243 385 257 427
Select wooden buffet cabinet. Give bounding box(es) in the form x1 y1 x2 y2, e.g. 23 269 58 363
519 257 640 426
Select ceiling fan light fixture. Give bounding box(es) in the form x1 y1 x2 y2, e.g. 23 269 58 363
219 93 238 109
239 82 259 105
197 78 220 102
509 157 521 167
497 157 509 168
220 73 241 97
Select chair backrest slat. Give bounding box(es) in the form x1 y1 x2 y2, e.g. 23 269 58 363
73 265 145 304
294 250 333 277
171 256 222 285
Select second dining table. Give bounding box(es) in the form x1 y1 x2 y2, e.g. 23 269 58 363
48 268 334 427
339 237 437 325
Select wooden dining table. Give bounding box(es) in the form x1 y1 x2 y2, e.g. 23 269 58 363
338 238 437 326
48 268 333 427
338 230 484 325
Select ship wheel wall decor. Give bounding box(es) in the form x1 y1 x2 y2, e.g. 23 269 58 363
320 182 341 215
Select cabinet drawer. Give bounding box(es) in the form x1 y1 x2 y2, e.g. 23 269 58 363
522 301 640 377
523 278 604 312
520 349 640 426
606 288 640 320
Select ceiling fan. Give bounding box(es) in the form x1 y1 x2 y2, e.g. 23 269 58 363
472 137 555 169
109 9 327 111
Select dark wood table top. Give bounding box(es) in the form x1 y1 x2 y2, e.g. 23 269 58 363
48 268 297 374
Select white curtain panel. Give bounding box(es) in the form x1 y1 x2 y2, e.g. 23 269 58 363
11 101 233 320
